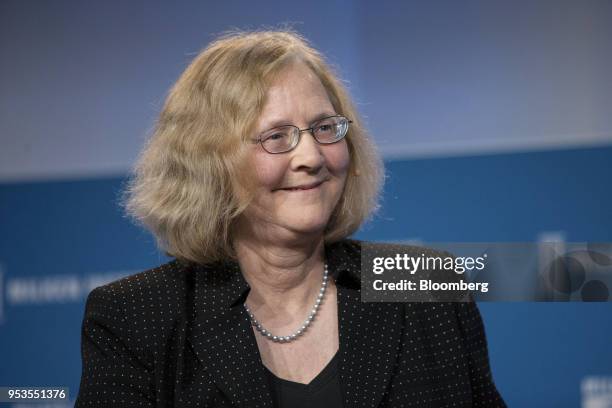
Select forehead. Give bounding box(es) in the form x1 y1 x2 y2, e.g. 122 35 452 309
257 63 334 129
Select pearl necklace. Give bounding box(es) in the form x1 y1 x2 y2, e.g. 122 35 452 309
244 263 329 343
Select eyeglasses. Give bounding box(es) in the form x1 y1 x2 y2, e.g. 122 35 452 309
255 115 352 154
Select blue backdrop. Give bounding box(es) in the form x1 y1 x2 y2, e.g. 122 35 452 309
2 147 611 406
1 1 611 407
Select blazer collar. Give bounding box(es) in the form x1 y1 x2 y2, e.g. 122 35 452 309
186 239 403 408
201 239 363 310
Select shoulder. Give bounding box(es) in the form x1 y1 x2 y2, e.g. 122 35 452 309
343 238 473 312
83 259 197 345
331 238 454 267
353 238 453 258
333 238 452 255
87 259 192 313
81 259 203 366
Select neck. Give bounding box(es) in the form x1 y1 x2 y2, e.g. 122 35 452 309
233 231 328 323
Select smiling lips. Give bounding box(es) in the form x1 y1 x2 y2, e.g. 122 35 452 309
279 180 325 191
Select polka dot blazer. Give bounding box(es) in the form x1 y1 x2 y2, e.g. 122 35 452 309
75 239 506 407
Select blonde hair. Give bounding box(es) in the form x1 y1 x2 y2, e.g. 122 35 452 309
123 29 384 265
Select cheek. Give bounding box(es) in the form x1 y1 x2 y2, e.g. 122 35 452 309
252 153 286 190
326 140 351 176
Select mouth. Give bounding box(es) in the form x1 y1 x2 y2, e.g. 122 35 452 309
276 180 326 192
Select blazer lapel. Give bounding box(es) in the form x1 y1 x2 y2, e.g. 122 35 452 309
185 239 404 408
328 241 405 408
187 260 273 408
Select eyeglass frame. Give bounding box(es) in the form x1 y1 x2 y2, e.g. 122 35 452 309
253 114 353 154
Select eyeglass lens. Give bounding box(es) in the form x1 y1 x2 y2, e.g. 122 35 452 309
261 116 349 154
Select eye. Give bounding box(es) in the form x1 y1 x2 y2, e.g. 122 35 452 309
313 116 340 135
261 131 287 142
268 133 286 140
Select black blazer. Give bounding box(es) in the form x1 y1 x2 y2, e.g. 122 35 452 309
75 239 505 407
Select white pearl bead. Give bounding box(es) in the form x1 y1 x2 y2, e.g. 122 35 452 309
244 262 329 344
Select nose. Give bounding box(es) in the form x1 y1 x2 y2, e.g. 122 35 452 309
290 129 325 172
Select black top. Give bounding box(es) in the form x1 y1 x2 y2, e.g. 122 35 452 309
76 239 506 407
264 351 344 408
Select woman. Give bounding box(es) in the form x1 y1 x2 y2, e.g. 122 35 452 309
76 30 505 407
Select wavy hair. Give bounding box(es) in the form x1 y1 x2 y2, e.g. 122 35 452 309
123 29 384 265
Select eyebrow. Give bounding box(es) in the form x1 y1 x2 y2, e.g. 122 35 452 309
259 112 337 132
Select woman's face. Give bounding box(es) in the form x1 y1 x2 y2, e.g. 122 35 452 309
238 63 350 241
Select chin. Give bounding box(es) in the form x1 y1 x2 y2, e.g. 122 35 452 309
283 216 330 235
